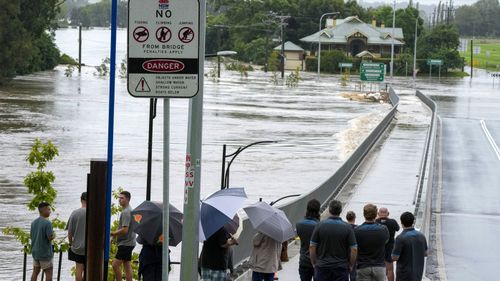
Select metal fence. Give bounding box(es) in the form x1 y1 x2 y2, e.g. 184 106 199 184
232 87 400 268
414 91 437 238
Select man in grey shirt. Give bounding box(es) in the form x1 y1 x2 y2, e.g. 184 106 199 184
67 192 87 281
111 191 136 281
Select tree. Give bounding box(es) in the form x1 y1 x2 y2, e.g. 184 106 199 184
417 24 463 72
3 139 68 255
0 0 61 80
454 5 481 36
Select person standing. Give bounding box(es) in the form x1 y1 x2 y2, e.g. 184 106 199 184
200 227 238 281
310 200 357 281
30 202 55 281
250 232 282 281
296 199 320 281
346 210 357 281
111 191 136 281
354 204 389 281
376 207 400 281
392 212 428 281
67 192 87 281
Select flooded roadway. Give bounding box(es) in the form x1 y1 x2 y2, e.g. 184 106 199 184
0 28 389 280
415 68 500 281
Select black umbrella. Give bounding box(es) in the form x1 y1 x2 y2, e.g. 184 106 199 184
131 201 183 246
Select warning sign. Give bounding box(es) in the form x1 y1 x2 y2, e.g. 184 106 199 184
127 0 201 98
135 77 151 92
156 27 172 43
133 26 149 42
178 27 194 43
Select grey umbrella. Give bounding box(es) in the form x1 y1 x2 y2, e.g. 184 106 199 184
243 201 295 243
131 201 183 246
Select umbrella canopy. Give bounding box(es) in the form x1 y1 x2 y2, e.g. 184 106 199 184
131 201 183 246
243 201 295 243
199 188 247 241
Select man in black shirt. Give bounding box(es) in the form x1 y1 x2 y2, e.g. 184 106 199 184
376 207 400 281
310 200 357 281
346 211 357 281
296 199 321 281
354 204 389 281
200 227 237 281
392 212 428 281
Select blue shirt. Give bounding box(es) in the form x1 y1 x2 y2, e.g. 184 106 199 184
392 228 427 281
31 217 54 261
310 217 357 269
296 218 319 267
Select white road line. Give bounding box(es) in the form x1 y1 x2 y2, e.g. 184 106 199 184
480 119 500 161
436 116 447 281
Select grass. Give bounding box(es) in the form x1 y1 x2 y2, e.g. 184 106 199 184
460 39 500 72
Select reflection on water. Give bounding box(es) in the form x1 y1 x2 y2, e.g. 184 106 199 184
0 29 392 280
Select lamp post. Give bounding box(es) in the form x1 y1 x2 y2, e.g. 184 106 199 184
205 50 238 78
390 0 396 79
220 141 277 189
413 17 418 83
317 12 340 80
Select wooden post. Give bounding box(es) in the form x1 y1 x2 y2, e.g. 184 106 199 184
85 159 108 281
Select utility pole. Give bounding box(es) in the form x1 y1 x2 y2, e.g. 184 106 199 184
275 15 290 79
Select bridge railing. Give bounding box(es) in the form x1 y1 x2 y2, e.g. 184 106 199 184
232 88 400 269
414 91 437 238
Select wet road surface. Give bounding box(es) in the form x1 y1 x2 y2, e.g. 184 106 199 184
424 68 500 281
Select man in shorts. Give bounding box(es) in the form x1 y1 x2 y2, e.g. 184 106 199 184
31 202 55 281
376 207 400 281
67 192 87 281
111 191 136 281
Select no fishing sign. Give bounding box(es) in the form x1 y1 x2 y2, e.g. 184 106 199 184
127 0 201 98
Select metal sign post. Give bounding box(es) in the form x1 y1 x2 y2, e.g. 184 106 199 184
427 59 443 80
180 0 205 277
127 0 203 280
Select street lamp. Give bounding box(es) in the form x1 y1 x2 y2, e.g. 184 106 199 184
390 0 396 79
220 141 277 189
205 50 238 78
317 12 340 80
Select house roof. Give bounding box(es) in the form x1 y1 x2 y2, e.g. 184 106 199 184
300 16 404 46
274 41 305 52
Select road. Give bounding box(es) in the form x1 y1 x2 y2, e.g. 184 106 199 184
424 69 500 281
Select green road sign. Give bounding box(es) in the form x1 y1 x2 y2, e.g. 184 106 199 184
360 62 385 82
339 62 353 68
427 59 443 66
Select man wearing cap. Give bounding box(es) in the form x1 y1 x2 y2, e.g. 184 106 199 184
67 192 87 281
31 202 55 281
376 207 400 281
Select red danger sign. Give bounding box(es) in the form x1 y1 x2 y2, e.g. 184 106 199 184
142 59 185 73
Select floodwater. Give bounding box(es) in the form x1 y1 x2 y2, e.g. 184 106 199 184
0 28 389 280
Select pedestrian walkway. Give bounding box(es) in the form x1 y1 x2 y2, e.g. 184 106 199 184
277 91 431 280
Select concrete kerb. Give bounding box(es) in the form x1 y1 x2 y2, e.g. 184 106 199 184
414 91 438 281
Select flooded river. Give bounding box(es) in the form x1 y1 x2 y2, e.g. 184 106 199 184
0 28 390 280
2 28 496 280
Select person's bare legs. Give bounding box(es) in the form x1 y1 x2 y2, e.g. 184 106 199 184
75 263 85 281
386 261 395 281
31 266 41 281
123 261 133 281
112 259 123 281
44 267 53 281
